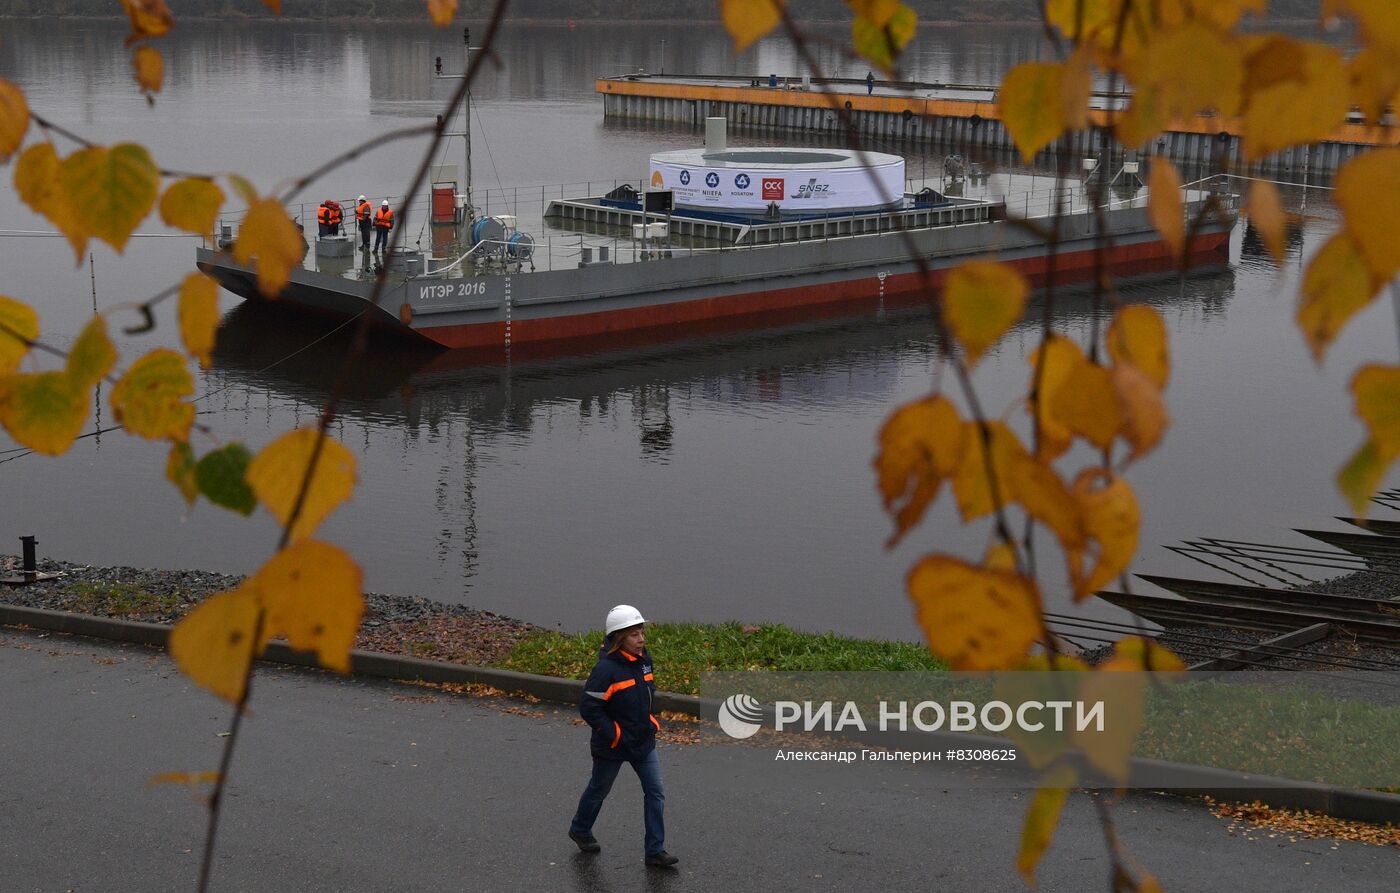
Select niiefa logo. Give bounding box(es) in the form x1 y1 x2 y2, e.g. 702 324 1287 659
718 693 764 739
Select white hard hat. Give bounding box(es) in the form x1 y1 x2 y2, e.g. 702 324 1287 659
381 199 389 206
358 195 366 202
605 604 646 635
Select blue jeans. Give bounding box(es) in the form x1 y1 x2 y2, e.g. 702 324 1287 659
570 749 665 856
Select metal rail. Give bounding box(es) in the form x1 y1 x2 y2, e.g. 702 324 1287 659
1137 574 1400 622
1095 591 1400 644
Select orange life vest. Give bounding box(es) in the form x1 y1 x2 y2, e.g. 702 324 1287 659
374 207 394 230
356 199 372 222
317 204 332 225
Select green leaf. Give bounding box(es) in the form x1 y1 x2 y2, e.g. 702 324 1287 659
1017 764 1076 884
166 441 198 507
852 3 916 74
0 370 88 455
194 442 256 516
67 316 117 390
60 143 159 253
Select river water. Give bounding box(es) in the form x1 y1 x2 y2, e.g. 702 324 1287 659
0 19 1392 639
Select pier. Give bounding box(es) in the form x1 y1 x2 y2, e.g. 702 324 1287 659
598 74 1398 176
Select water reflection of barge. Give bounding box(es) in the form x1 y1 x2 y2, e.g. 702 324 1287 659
198 128 1232 351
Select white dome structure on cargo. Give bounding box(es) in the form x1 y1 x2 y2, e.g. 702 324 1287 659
647 146 904 213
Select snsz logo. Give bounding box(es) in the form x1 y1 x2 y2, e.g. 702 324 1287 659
679 170 691 185
716 694 1107 739
761 177 784 200
789 178 831 199
734 173 751 189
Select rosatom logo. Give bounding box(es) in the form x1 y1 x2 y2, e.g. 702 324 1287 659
650 170 664 188
679 170 691 185
718 693 764 739
762 177 784 200
735 173 751 189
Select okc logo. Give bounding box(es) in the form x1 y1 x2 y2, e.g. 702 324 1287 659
705 171 720 188
718 693 764 739
679 170 691 185
762 177 784 200
734 173 750 189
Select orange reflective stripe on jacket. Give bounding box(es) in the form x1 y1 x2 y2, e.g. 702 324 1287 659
611 721 621 748
317 205 331 224
649 715 660 731
643 672 653 681
374 207 394 229
328 207 343 225
356 200 371 221
602 678 636 700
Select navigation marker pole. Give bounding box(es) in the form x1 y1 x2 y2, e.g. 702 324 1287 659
437 27 477 225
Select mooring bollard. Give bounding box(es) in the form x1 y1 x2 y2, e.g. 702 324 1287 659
20 535 37 579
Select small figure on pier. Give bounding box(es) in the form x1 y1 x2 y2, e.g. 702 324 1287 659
317 199 343 237
866 70 875 94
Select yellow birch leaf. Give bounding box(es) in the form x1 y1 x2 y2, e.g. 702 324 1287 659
999 62 1068 161
168 586 261 703
1346 48 1400 124
66 316 117 390
1017 764 1076 885
0 78 29 163
1335 149 1400 282
254 540 364 673
1010 450 1086 552
984 540 1018 572
426 0 458 27
952 420 1020 522
178 273 220 369
232 198 304 297
0 371 87 455
943 261 1029 366
1297 231 1377 363
1338 440 1389 515
1148 160 1185 260
160 178 224 236
1125 22 1244 122
120 0 174 45
1114 86 1166 150
14 143 88 260
61 143 159 253
226 173 258 206
262 0 282 13
906 554 1042 670
1071 470 1140 599
1112 363 1169 461
1045 0 1152 59
851 3 916 74
1241 39 1349 161
147 771 222 788
719 0 783 52
1106 305 1170 390
0 295 39 376
1351 364 1400 456
133 46 163 95
1073 662 1143 782
1029 334 1086 461
246 428 357 542
1327 0 1400 54
110 348 195 441
1098 635 1185 673
1058 46 1092 132
874 394 965 545
1050 361 1121 450
166 441 198 507
1245 180 1287 264
846 0 900 28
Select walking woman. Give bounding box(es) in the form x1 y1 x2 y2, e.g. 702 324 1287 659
569 605 678 868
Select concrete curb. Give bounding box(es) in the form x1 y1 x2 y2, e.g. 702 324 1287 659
3 602 1397 825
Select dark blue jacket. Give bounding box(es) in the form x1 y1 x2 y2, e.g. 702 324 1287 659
579 646 659 761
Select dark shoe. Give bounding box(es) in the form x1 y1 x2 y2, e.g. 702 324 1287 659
644 852 679 868
569 831 600 853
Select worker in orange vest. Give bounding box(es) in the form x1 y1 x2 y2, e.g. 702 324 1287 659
355 195 373 251
317 200 342 236
373 200 394 252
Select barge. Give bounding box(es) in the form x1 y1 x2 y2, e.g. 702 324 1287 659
197 129 1232 352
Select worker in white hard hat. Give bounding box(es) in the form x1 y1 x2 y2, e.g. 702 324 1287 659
569 604 679 868
354 195 372 252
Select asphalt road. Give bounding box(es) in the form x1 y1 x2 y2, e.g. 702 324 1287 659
0 627 1394 892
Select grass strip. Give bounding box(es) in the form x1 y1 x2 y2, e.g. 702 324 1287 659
494 621 945 695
